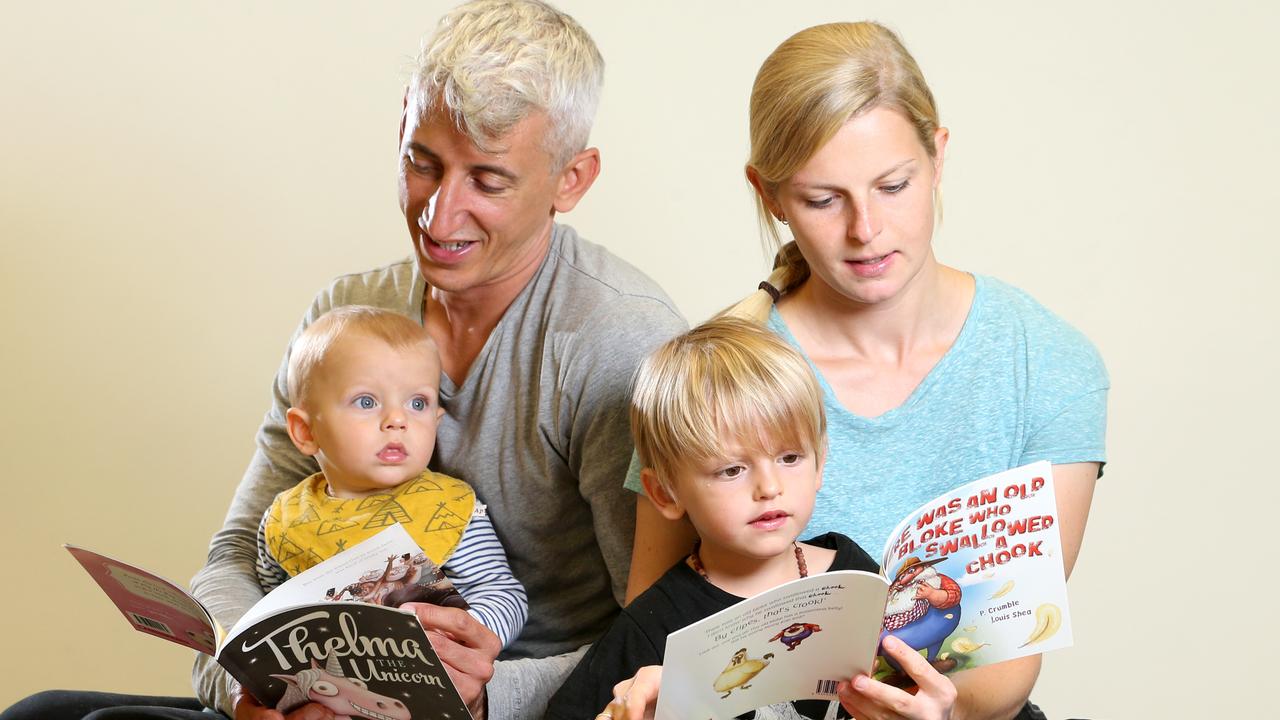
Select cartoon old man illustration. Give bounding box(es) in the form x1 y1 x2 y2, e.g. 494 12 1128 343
880 556 962 671
769 622 822 652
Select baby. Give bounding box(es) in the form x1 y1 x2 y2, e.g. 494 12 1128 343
255 305 526 648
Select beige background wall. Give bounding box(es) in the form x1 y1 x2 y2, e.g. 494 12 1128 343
2 1 1273 717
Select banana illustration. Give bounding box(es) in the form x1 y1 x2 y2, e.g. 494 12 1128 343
988 580 1015 599
949 637 989 654
1019 603 1062 647
712 648 774 698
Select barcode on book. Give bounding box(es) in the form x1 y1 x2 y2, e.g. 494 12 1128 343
129 612 174 636
814 678 839 696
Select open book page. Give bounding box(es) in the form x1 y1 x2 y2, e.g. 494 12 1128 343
64 545 220 655
656 571 888 720
230 523 436 636
651 462 1074 716
69 525 474 718
876 461 1072 678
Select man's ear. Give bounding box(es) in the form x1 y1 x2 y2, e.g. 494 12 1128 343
640 468 686 521
399 87 410 148
286 407 320 457
551 147 601 214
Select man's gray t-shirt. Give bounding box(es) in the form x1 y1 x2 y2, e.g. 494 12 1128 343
190 224 685 716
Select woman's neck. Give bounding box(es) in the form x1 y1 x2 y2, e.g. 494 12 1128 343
778 260 975 417
783 259 970 365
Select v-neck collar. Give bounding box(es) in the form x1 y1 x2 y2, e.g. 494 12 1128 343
411 226 564 400
769 274 985 426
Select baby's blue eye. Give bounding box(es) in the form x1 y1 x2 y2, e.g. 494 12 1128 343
409 397 428 412
354 395 376 409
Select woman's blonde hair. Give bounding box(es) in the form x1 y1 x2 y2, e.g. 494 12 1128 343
409 0 604 171
287 306 435 408
728 21 941 322
630 317 826 492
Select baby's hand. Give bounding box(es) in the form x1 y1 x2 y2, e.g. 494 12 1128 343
600 665 662 720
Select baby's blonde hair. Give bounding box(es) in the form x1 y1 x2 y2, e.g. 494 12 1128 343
630 317 826 492
287 306 435 408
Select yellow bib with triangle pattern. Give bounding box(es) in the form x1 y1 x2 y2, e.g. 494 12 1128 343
263 470 475 578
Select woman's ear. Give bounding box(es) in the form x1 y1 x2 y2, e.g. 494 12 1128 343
745 166 785 221
931 126 950 188
285 407 320 457
640 468 686 521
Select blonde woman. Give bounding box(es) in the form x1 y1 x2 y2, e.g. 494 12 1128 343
626 22 1107 720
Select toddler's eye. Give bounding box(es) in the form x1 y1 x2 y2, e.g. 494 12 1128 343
779 453 802 465
409 396 428 412
717 465 745 480
354 395 376 410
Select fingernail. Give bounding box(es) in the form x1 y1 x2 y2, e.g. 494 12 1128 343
853 675 870 691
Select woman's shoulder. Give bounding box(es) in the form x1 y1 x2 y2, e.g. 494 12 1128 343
973 275 1106 379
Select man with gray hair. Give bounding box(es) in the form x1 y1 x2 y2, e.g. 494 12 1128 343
197 1 685 718
0 2 683 720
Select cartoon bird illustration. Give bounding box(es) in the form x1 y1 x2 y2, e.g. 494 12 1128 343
712 648 775 698
769 622 822 651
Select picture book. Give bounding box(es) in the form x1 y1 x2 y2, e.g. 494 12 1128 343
656 461 1071 719
66 523 473 719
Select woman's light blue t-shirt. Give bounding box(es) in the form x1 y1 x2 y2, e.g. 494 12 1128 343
625 275 1108 558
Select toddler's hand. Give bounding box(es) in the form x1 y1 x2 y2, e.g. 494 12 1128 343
598 664 662 720
836 635 955 720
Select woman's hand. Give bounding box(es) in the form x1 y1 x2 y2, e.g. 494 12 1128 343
598 665 663 720
401 602 501 720
836 636 956 720
232 686 334 720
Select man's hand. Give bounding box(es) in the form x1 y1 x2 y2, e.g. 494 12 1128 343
233 685 334 720
401 602 501 720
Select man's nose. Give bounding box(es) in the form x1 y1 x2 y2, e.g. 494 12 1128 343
421 177 465 240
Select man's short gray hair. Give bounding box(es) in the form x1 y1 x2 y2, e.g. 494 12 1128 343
409 0 604 170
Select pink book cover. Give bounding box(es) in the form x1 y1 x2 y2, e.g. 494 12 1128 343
65 545 219 655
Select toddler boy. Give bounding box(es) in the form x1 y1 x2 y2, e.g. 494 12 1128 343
255 305 526 648
546 317 953 719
